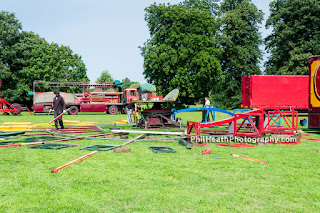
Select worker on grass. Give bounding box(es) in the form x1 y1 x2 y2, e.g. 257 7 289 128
52 89 66 130
202 97 210 122
126 100 136 124
132 103 140 124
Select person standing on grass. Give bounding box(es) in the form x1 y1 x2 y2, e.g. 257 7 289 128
202 97 211 122
132 103 140 124
52 89 65 130
205 97 210 106
126 100 136 124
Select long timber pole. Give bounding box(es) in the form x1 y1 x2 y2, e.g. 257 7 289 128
51 133 147 173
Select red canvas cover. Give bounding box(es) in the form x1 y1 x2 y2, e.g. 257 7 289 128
241 75 308 109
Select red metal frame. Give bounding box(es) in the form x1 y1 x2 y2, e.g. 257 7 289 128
0 98 19 114
263 108 298 134
186 108 299 138
232 111 263 137
20 107 33 115
0 79 32 115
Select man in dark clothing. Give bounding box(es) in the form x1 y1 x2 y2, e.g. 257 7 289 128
52 89 65 130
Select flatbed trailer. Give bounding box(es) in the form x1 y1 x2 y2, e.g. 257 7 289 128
32 81 163 115
33 81 126 115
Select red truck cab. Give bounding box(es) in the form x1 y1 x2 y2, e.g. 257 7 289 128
125 89 139 103
124 88 163 103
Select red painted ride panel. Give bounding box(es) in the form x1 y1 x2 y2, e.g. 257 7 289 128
80 104 107 112
33 104 44 112
241 75 308 109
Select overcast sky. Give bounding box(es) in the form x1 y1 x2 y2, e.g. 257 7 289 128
2 0 272 82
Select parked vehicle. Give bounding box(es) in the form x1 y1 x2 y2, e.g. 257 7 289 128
32 81 162 115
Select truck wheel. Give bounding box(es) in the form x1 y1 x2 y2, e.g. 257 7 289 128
108 106 118 115
11 104 22 115
68 106 79 115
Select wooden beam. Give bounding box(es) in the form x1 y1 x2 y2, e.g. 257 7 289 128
51 133 146 173
231 154 268 164
111 129 184 136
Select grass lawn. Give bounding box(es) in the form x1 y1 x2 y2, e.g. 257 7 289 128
0 111 319 212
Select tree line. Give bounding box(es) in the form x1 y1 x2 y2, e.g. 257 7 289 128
97 70 140 89
140 0 320 108
0 11 88 107
1 0 319 109
0 11 139 107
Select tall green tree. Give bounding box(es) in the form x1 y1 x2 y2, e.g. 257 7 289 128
21 42 88 83
129 83 140 89
19 42 89 104
0 12 45 103
180 0 219 15
122 77 139 89
265 0 320 75
97 69 113 83
3 32 46 103
0 11 22 102
0 11 89 106
0 11 22 61
140 3 222 105
214 0 263 109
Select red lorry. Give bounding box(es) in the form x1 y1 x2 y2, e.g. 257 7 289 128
241 75 309 109
32 81 162 115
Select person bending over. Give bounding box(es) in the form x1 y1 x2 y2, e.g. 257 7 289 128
126 101 136 124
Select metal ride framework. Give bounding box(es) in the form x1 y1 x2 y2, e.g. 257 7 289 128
0 80 32 115
0 98 20 115
186 107 298 137
172 105 234 123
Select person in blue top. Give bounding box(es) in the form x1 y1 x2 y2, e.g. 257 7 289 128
202 97 210 122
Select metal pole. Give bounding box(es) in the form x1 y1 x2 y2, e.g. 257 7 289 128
51 133 147 173
231 154 268 164
51 151 98 173
49 108 71 124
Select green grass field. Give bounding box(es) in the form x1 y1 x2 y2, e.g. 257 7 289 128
0 112 319 212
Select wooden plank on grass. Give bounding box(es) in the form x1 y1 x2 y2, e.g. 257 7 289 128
111 129 183 136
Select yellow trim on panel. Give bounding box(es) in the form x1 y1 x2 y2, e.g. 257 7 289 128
310 59 320 108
